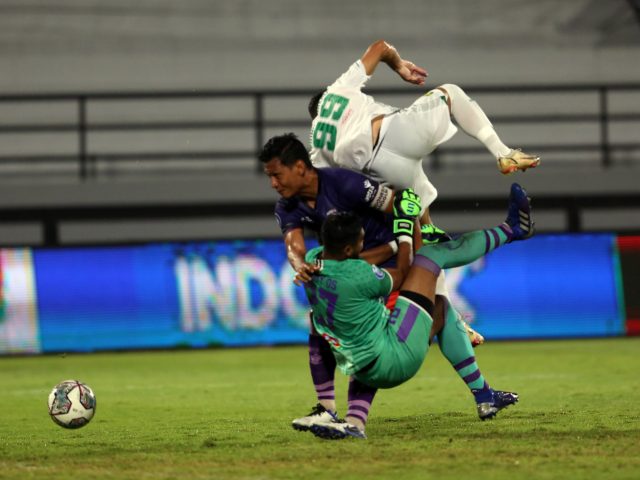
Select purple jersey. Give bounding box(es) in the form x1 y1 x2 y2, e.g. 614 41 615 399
275 168 396 257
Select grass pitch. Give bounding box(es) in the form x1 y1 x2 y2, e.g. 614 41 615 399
1 338 639 480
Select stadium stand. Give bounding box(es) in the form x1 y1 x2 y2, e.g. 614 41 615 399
0 0 638 245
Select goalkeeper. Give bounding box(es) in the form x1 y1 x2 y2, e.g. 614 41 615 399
299 182 534 440
260 133 485 434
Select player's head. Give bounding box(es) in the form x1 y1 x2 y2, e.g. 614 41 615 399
321 212 365 260
308 90 325 119
260 133 314 198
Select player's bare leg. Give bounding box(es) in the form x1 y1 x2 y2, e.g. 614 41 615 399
430 296 446 341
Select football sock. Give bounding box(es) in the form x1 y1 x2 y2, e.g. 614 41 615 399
437 298 492 401
414 224 512 278
346 376 377 428
440 83 511 158
308 333 336 407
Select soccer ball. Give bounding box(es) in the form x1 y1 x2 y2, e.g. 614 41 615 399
47 380 96 429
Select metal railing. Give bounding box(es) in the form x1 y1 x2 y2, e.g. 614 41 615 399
1 192 640 247
0 83 639 180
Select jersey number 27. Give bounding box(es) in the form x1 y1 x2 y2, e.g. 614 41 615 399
307 286 338 328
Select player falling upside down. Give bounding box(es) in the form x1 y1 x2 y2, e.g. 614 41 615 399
306 39 539 348
309 39 540 234
298 182 534 440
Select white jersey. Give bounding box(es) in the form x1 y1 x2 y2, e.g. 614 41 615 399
309 60 397 171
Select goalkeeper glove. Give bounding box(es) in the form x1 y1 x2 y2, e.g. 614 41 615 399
393 217 415 240
421 223 452 245
393 188 422 219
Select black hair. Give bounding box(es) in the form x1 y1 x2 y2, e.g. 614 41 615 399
321 212 363 257
258 132 312 168
308 90 325 119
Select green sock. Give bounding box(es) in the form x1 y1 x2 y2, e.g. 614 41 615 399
438 298 488 391
414 224 512 276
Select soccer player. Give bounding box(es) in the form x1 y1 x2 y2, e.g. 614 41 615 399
300 182 533 439
309 39 540 229
259 133 485 433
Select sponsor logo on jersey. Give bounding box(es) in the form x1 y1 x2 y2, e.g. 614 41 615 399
371 265 385 280
321 332 340 348
371 186 390 210
363 179 376 202
340 108 353 126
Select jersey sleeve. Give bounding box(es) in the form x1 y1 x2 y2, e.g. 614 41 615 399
329 60 370 90
335 169 393 212
356 262 393 298
274 200 303 235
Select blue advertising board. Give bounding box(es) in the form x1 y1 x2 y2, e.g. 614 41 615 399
0 234 626 354
448 234 623 339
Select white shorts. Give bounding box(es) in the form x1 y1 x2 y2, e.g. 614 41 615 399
366 90 458 209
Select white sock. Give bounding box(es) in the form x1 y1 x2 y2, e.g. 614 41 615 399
476 126 512 159
439 83 511 159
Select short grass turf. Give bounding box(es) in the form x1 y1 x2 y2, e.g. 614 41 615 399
1 338 639 480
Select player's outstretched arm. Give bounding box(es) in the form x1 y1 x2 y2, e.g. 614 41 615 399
284 228 319 285
361 40 427 85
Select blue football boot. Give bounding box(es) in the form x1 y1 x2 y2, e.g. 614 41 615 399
476 390 519 420
505 183 534 241
310 421 367 440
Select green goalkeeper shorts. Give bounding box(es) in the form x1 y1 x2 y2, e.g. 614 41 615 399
354 296 433 389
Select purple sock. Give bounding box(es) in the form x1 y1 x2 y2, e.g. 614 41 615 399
471 381 494 403
309 334 336 403
346 377 377 426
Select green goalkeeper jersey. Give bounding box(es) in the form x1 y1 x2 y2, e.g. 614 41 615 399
304 246 393 375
